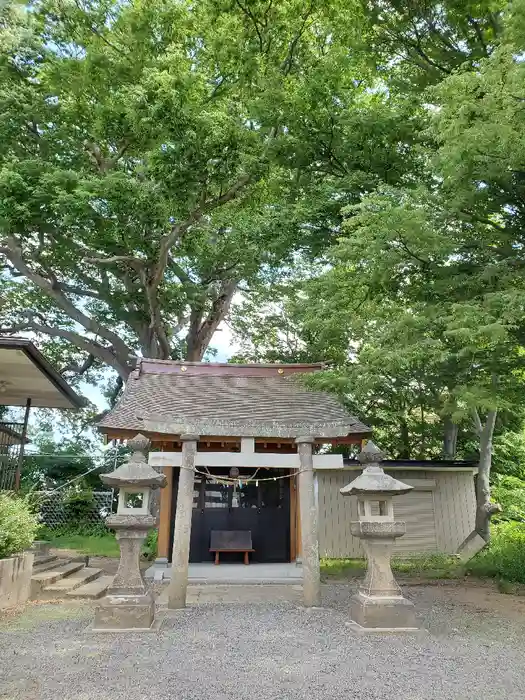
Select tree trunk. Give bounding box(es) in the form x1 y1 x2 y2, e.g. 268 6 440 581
398 417 411 459
185 339 207 362
474 409 501 542
442 417 459 459
457 408 500 559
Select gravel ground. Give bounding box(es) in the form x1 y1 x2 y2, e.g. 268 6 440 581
1 583 525 700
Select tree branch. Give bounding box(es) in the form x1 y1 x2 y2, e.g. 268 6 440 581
149 173 252 295
0 319 130 379
235 0 264 53
84 139 131 173
84 254 145 270
1 237 133 364
472 408 483 436
186 279 238 361
60 353 96 376
281 4 314 75
394 235 430 268
55 283 102 300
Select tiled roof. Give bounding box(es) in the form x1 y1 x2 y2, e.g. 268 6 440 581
99 361 370 439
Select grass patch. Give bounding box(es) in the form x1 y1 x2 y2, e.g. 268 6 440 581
321 553 461 580
46 532 120 558
321 558 365 578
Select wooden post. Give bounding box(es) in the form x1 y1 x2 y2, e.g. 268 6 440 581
296 436 321 607
296 478 302 561
167 434 198 609
156 466 173 561
14 398 31 491
290 468 297 562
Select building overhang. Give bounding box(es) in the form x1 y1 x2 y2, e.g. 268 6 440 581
0 338 85 409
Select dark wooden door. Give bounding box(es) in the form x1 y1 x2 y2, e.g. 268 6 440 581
169 468 291 563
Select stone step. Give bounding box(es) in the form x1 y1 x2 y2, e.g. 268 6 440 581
32 556 60 574
68 575 114 599
33 553 55 565
43 567 103 596
31 561 85 598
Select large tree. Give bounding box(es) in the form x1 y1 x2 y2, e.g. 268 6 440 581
300 0 525 544
1 0 502 390
0 0 390 382
232 0 525 546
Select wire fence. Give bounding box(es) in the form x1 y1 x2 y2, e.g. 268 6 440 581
33 490 115 530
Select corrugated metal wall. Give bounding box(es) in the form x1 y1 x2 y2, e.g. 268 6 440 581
317 469 476 558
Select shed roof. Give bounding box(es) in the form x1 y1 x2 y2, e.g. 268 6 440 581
98 359 370 439
343 458 478 472
0 338 85 409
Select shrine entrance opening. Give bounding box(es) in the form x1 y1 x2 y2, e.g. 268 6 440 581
169 467 292 563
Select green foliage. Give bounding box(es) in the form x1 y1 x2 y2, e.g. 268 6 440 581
0 493 39 558
142 529 158 562
492 430 525 480
62 489 98 523
491 475 525 523
245 0 525 474
467 522 525 583
0 0 395 376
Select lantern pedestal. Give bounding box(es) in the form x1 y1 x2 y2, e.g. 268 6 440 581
93 514 156 631
348 521 418 633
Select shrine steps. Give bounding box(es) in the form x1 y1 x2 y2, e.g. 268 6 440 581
30 557 113 600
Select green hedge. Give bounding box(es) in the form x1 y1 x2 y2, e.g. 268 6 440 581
0 493 39 559
467 522 525 583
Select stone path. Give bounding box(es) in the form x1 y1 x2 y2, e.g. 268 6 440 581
1 583 525 700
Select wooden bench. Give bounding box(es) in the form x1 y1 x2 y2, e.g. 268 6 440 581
209 530 255 565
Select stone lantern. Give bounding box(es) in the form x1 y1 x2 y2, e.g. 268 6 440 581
340 441 418 632
93 434 166 631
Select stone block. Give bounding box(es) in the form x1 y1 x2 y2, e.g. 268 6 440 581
349 591 418 631
92 593 155 631
456 531 487 562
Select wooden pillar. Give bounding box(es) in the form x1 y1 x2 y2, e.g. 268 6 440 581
296 436 321 607
156 466 173 561
14 398 31 491
167 434 198 609
290 469 297 562
296 476 302 561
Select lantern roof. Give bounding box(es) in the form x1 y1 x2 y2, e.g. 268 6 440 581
340 441 413 497
101 434 167 489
